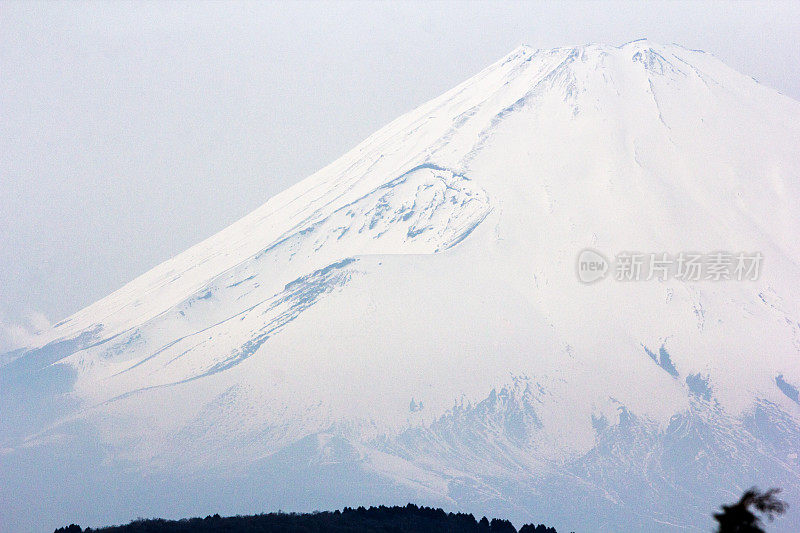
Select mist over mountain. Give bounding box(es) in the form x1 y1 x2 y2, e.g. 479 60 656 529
3 40 800 532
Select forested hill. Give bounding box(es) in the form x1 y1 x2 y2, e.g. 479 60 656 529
54 504 562 533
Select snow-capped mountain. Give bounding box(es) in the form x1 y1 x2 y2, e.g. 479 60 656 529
3 40 800 532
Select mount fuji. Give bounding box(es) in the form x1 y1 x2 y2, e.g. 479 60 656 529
3 40 800 532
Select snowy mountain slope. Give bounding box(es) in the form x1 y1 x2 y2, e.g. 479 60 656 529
3 40 800 532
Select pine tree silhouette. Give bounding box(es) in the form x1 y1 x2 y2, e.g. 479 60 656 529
713 487 787 532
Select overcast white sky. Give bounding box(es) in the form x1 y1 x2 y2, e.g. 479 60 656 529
1 0 799 350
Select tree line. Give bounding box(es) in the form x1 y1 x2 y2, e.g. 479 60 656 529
55 487 789 533
54 503 559 533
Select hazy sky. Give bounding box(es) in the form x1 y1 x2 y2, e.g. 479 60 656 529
1 0 799 350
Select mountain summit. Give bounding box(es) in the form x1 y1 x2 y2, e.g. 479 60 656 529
3 41 800 532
